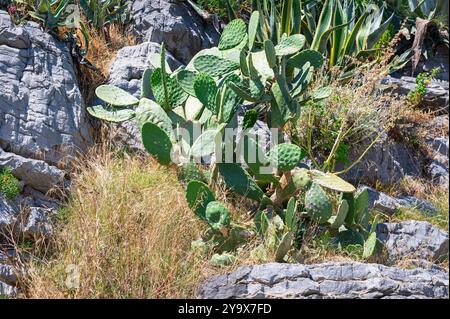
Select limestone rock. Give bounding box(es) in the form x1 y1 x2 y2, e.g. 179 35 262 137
130 0 219 64
197 262 449 299
376 221 449 262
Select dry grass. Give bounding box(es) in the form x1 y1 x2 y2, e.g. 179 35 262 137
24 148 214 299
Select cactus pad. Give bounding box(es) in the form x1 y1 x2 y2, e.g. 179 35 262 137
210 253 235 266
287 49 324 69
186 180 215 220
264 40 277 69
141 122 173 165
243 109 258 130
337 229 365 247
218 19 247 50
193 55 239 77
275 34 306 56
311 171 356 193
141 68 153 99
305 183 332 224
87 105 136 122
179 162 207 184
194 73 218 114
275 231 294 262
363 232 378 259
269 143 306 172
205 201 231 231
176 69 197 96
292 168 312 190
95 85 139 107
329 200 349 229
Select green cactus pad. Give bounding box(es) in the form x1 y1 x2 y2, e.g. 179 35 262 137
287 49 324 69
242 136 277 184
292 168 312 190
194 73 218 114
362 232 378 259
337 229 365 247
190 129 221 159
218 163 269 204
193 55 239 77
264 40 277 69
275 231 294 262
312 86 332 101
179 162 207 184
186 180 215 220
218 19 247 50
150 68 168 107
95 85 139 107
141 122 173 165
87 105 136 122
243 109 258 130
285 198 298 231
169 74 189 107
269 143 306 172
311 171 356 193
210 253 235 266
305 183 332 224
329 200 349 229
250 50 274 80
275 34 306 56
219 74 243 123
205 201 231 231
248 11 260 51
135 98 175 140
176 69 197 96
141 68 153 99
354 188 369 225
342 192 356 225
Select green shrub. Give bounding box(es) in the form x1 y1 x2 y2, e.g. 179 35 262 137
0 166 20 200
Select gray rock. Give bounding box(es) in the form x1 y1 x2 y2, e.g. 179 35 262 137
0 195 19 235
130 0 219 64
197 262 449 299
0 281 17 297
0 148 65 193
425 137 449 188
343 134 422 186
0 263 16 286
22 206 55 239
428 160 449 187
358 185 399 215
376 221 449 262
0 11 93 166
381 75 449 111
396 196 438 216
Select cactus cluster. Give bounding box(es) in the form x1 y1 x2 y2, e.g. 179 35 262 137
87 11 381 265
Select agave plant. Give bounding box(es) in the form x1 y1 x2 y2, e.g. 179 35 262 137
27 0 75 30
79 0 129 30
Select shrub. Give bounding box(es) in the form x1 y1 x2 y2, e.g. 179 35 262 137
0 166 20 200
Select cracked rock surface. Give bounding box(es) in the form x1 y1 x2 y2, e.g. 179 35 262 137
197 262 449 299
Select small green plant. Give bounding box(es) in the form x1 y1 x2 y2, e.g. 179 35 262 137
0 166 20 200
408 67 440 105
79 0 130 31
27 0 75 31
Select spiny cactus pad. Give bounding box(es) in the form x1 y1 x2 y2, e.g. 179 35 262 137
193 55 239 77
305 183 332 224
87 105 136 122
210 253 235 266
141 122 173 165
292 168 312 190
330 200 349 229
312 86 332 101
141 68 153 99
337 229 365 247
179 162 207 184
311 171 356 193
243 109 258 130
218 19 247 50
135 98 175 139
194 73 218 114
264 40 277 69
287 49 324 69
176 69 197 96
186 180 215 220
95 85 139 107
269 143 306 172
285 198 298 231
248 11 260 51
218 163 269 203
275 34 306 56
363 232 378 259
205 201 231 231
275 231 294 262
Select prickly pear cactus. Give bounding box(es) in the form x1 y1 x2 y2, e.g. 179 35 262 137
305 183 332 224
179 162 207 184
269 143 306 172
243 109 258 129
186 180 215 220
95 85 139 107
194 72 218 114
210 253 235 266
287 49 324 69
193 55 240 77
141 122 173 165
311 171 356 193
218 19 247 50
87 105 136 122
329 200 349 229
363 232 378 259
205 201 231 232
292 168 312 190
275 34 306 56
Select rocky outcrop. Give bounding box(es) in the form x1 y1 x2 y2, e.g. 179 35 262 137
130 0 219 64
197 262 449 299
376 221 449 262
0 11 92 166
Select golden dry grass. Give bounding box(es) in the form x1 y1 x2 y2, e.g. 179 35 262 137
24 150 213 299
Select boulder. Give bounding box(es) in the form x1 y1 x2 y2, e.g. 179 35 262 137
197 262 449 299
0 11 93 166
0 194 19 235
130 0 219 64
376 221 449 262
0 281 17 297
